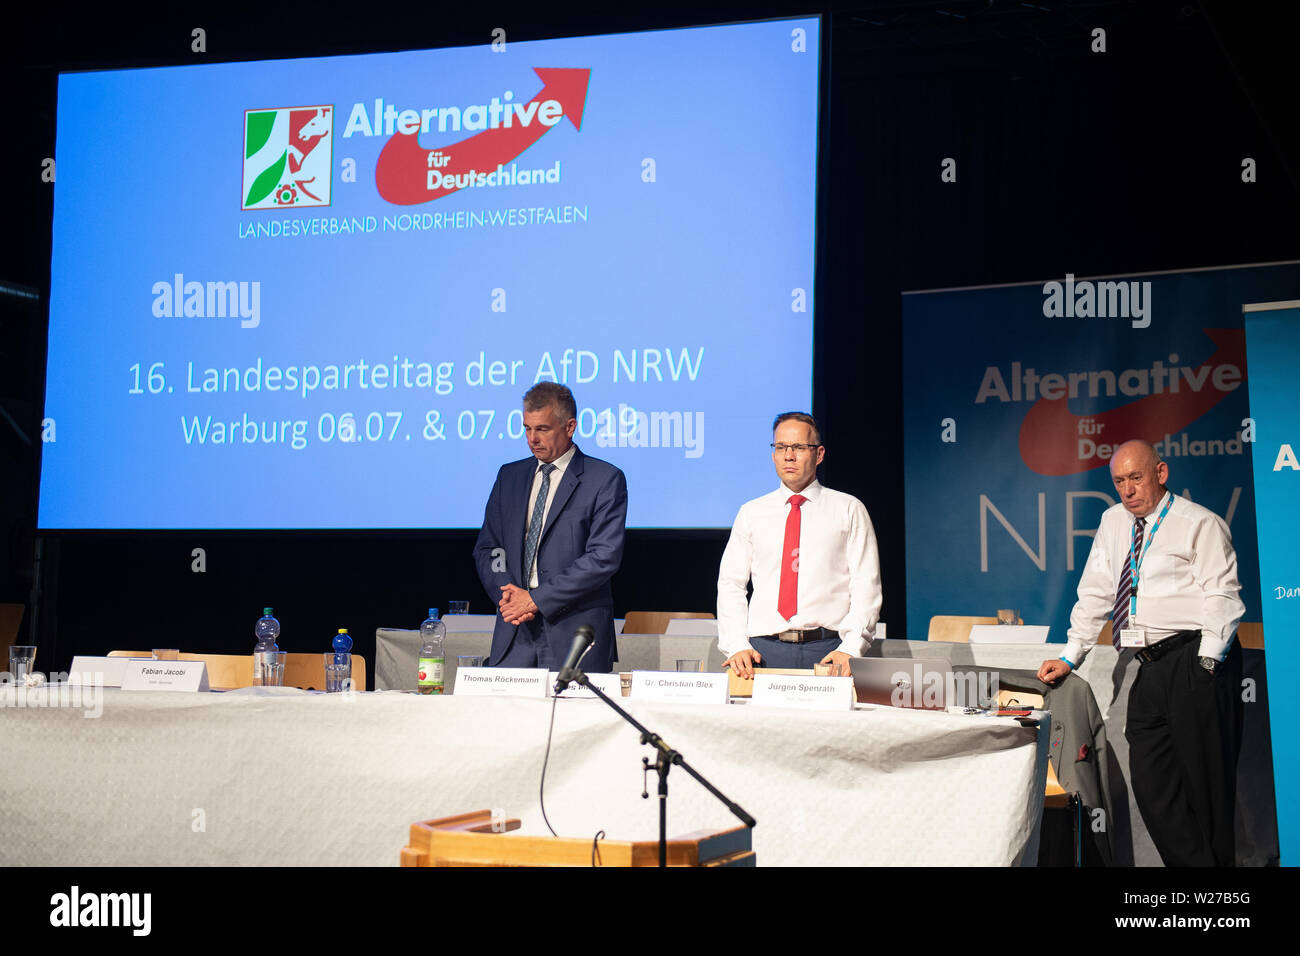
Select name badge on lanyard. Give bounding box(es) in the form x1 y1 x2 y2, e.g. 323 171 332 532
1128 493 1175 634
1119 627 1147 648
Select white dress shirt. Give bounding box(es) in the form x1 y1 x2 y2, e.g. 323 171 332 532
716 480 882 658
524 444 576 588
1063 490 1245 666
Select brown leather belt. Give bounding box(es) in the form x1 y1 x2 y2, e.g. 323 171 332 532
756 627 838 644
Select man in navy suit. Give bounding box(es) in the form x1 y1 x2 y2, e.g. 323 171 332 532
473 382 628 671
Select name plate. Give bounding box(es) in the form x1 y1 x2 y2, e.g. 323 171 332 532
68 656 136 688
550 672 623 699
751 674 853 711
968 624 1050 645
453 667 548 698
121 660 210 693
630 671 728 705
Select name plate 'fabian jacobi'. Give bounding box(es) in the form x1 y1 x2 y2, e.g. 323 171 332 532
750 675 853 711
630 671 728 705
452 667 549 698
120 660 210 693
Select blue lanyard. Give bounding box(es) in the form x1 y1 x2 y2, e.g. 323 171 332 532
1129 493 1175 621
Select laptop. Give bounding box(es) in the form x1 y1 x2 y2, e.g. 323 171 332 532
850 657 956 710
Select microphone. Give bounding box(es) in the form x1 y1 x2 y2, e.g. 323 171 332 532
554 625 596 694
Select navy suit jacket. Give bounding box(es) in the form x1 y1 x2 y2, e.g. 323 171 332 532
473 445 627 671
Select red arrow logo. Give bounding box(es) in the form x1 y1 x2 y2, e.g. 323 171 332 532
374 67 590 206
1018 327 1246 475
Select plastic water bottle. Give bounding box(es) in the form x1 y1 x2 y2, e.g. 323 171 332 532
332 628 353 665
418 608 446 695
253 607 280 686
329 629 353 692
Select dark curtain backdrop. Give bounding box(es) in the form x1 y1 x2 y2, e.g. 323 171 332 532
3 1 1298 672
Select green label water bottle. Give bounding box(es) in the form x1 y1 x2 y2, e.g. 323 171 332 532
417 607 446 695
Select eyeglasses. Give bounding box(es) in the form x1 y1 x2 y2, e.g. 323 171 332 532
771 443 820 454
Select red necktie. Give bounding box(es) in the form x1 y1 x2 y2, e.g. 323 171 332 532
777 494 806 621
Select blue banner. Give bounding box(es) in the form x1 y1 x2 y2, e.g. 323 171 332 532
902 262 1300 642
1244 301 1300 866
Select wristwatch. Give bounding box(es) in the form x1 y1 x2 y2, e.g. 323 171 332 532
1198 656 1218 675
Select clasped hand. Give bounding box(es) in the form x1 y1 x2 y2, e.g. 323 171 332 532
498 584 538 624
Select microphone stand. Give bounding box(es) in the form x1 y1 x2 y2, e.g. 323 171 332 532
563 667 756 867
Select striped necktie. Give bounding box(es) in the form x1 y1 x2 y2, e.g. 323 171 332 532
522 463 556 585
1112 516 1145 634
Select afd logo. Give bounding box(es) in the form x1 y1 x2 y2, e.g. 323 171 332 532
242 105 334 210
371 68 590 206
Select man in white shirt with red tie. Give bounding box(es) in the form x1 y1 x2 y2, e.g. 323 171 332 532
1038 439 1245 866
717 412 882 679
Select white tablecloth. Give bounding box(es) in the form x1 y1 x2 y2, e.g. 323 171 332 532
375 631 1279 866
0 685 1047 866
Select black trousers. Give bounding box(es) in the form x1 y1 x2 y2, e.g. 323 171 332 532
1125 634 1243 866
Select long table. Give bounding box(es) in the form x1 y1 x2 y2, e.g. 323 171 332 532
0 684 1047 866
373 629 1280 866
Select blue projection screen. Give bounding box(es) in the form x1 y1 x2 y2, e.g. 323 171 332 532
39 18 820 529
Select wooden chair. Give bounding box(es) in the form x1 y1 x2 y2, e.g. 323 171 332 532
108 650 254 690
283 652 368 692
622 611 715 635
927 615 996 643
1 603 24 650
1043 763 1070 809
992 688 1074 810
1096 620 1113 645
1237 622 1263 650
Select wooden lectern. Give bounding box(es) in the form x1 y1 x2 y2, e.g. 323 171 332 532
401 810 755 867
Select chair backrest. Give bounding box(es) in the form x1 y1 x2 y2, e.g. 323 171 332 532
1237 622 1264 650
927 615 997 643
283 652 368 692
107 650 254 689
622 611 715 634
1097 620 1113 645
1 603 24 650
998 688 1044 709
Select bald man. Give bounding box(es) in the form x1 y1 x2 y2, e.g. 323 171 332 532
1038 440 1245 866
